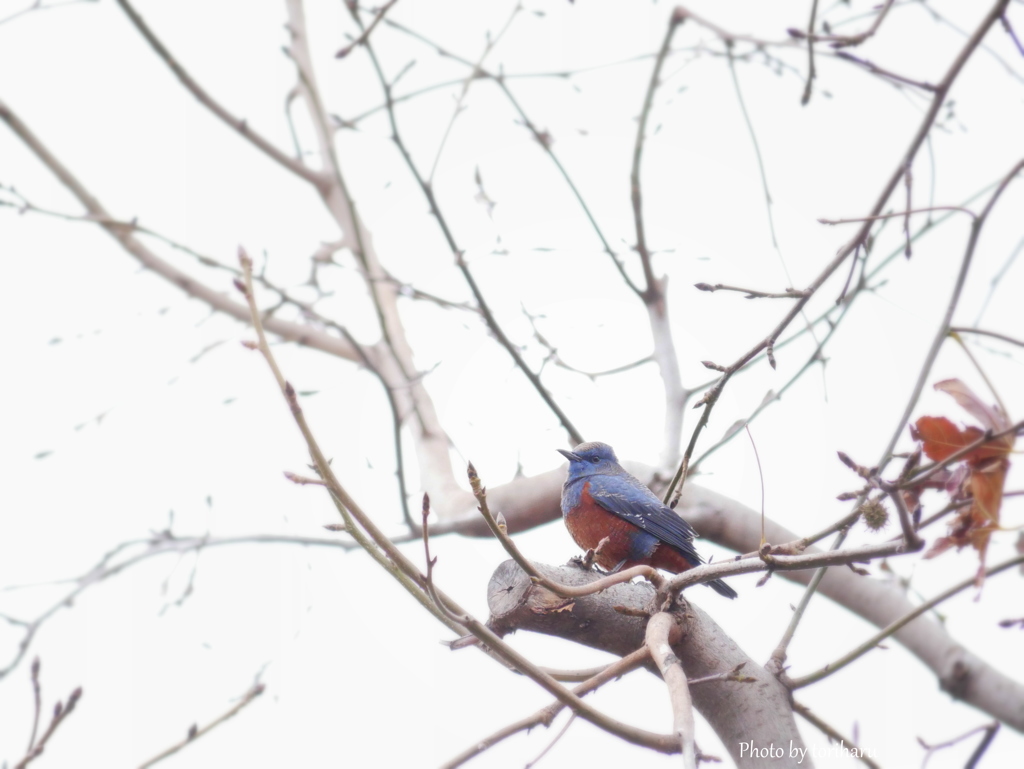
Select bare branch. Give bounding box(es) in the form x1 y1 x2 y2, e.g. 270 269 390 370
918 720 1000 769
334 0 400 59
114 0 324 186
0 0 96 29
631 11 684 299
876 158 1024 469
794 701 881 769
390 16 647 297
349 10 585 446
835 51 938 91
646 612 697 769
694 282 808 299
487 561 808 767
787 553 1024 689
0 100 361 364
950 326 1024 349
788 0 894 49
631 10 689 465
800 0 820 104
664 0 1013 506
284 0 469 517
136 679 265 769
441 647 651 769
818 205 977 225
13 682 83 769
767 528 852 676
26 657 41 754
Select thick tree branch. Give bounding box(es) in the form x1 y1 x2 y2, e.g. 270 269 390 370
487 560 808 768
631 10 689 468
0 98 360 364
284 0 468 513
439 466 1024 731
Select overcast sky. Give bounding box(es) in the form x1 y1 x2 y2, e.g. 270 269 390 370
2 1 1023 767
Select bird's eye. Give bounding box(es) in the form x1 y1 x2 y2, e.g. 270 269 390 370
589 456 601 464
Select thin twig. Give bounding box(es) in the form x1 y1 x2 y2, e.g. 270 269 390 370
686 186 991 475
0 100 361 366
999 13 1024 57
0 0 96 27
788 0 894 49
0 532 380 680
835 51 938 91
898 419 1024 490
745 425 766 545
335 0 400 58
113 0 324 186
536 538 908 602
350 19 584 446
465 462 548 585
524 713 576 769
425 3 521 184
903 159 913 257
631 9 684 301
668 538 909 595
239 251 678 754
441 647 651 769
237 249 471 636
918 720 999 769
875 158 1024 472
819 205 977 224
788 553 1024 689
27 657 42 753
725 41 783 255
801 0 820 104
768 528 852 675
451 614 678 753
13 685 83 769
950 326 1024 349
880 481 924 551
384 17 644 297
793 701 881 769
694 283 808 299
136 680 265 769
335 325 416 530
687 662 755 686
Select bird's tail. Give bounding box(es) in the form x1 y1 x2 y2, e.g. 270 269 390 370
708 578 738 599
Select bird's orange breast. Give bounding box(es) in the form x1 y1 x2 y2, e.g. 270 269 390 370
564 482 696 574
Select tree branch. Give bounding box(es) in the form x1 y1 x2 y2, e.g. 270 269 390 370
113 0 325 187
646 612 697 768
487 560 807 768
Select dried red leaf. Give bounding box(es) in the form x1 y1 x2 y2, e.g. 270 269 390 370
911 416 985 462
913 379 1014 586
934 379 1008 432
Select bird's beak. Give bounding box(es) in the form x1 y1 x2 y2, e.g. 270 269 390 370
557 449 581 462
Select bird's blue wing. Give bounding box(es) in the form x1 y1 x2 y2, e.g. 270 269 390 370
587 474 703 566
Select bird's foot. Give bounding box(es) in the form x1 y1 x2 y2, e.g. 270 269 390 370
572 536 613 571
571 550 598 570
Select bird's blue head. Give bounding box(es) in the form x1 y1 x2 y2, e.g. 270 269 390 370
557 441 621 482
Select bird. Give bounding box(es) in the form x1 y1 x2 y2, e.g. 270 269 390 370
558 441 737 599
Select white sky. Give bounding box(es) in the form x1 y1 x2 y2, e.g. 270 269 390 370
1 1 1023 767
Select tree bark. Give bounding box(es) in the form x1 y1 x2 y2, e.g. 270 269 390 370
456 466 1024 732
488 560 811 767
